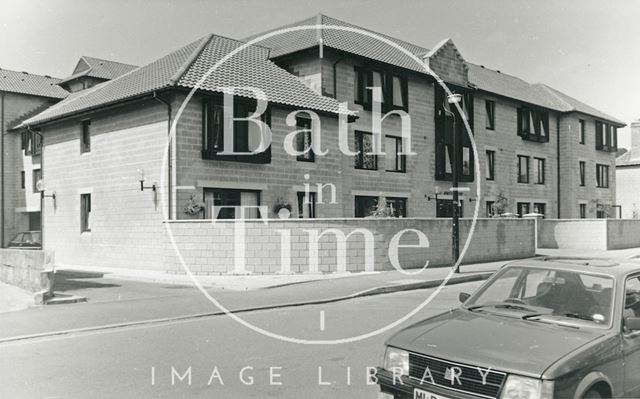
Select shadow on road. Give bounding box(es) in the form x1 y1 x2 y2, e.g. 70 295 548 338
52 270 121 292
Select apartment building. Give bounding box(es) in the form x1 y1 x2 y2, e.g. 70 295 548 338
17 15 623 269
0 68 68 247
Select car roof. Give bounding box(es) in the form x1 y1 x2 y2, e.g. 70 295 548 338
504 257 640 278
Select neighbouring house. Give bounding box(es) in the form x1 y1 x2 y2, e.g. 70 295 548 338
616 119 640 219
0 68 68 247
15 14 624 271
57 56 138 93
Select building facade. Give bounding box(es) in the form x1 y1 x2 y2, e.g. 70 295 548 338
17 15 624 269
616 119 640 219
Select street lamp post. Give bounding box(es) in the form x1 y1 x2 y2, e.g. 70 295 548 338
446 93 463 273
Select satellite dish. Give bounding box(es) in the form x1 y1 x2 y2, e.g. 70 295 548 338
36 179 45 192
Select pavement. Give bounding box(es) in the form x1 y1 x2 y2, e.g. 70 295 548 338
0 281 34 313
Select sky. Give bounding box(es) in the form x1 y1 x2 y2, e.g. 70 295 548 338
1 0 638 148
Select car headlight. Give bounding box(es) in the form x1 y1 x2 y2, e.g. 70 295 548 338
501 375 554 399
383 346 409 376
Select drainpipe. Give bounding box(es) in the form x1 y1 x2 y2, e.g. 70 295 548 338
556 116 561 219
1 92 5 247
152 91 173 219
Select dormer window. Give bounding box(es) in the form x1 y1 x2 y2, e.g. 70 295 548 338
517 106 549 142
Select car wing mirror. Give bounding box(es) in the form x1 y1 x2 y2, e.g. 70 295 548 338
625 317 640 332
459 292 471 303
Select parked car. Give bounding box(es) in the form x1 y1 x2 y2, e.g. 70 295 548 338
376 257 640 399
8 231 42 249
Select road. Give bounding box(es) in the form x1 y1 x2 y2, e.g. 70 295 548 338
0 281 481 399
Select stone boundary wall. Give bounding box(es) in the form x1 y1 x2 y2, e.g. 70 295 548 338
538 219 640 250
0 249 54 293
163 218 535 274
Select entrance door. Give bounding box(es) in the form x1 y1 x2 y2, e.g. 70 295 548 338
203 188 260 219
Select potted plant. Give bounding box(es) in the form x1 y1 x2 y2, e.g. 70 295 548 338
273 197 292 219
183 194 204 217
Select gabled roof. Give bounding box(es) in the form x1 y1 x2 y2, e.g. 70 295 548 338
0 68 68 99
22 34 351 127
59 56 138 84
245 14 429 72
249 14 624 126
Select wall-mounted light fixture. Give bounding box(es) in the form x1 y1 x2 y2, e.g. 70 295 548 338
138 169 156 192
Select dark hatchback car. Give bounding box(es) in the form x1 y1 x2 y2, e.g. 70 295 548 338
8 231 42 249
377 258 640 399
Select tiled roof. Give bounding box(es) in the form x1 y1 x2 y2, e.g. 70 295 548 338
532 84 625 125
249 14 623 125
59 56 138 84
0 68 68 99
22 34 351 126
616 150 640 167
245 14 428 72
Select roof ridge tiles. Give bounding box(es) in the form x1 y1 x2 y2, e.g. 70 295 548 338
168 33 214 86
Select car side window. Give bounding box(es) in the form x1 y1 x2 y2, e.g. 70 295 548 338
624 276 640 319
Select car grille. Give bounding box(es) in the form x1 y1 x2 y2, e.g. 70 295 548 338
408 352 506 398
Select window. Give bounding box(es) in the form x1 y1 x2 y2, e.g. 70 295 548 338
579 119 586 144
534 158 545 184
580 203 587 219
385 136 406 172
81 120 91 153
20 171 25 189
203 188 261 219
355 131 377 170
354 66 407 111
81 194 91 232
624 276 640 321
485 100 495 130
597 208 607 219
296 192 316 218
517 107 549 142
517 202 530 217
595 121 618 152
385 197 407 218
32 169 41 193
579 161 586 186
533 203 546 217
596 164 609 188
486 201 495 218
354 195 378 218
485 150 495 181
434 86 474 182
295 117 314 162
202 97 271 163
21 130 41 156
517 155 530 183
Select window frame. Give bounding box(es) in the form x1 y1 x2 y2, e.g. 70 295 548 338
596 164 610 188
579 161 586 187
385 135 406 173
80 193 91 233
517 155 530 184
517 106 550 143
354 195 379 218
20 171 25 189
385 197 407 218
533 202 546 217
296 191 317 218
486 150 495 181
486 201 495 218
295 116 314 162
579 119 586 144
354 65 408 112
354 130 378 171
517 202 530 218
201 95 272 164
579 203 587 219
534 157 546 185
81 120 91 153
32 169 42 194
595 121 618 152
485 100 495 130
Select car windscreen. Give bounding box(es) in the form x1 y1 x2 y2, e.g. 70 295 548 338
467 266 615 327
